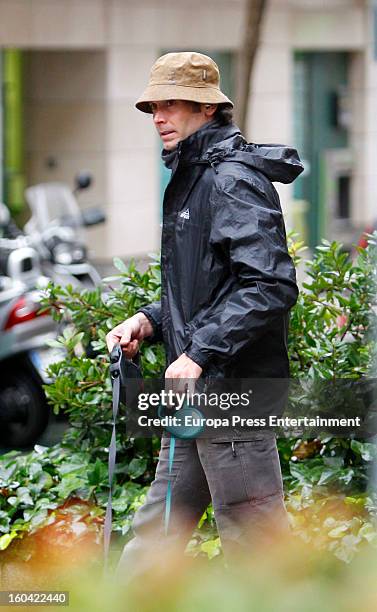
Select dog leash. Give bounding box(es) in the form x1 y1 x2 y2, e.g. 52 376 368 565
105 344 205 565
104 343 141 572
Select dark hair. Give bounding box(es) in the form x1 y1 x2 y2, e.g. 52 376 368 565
189 101 234 125
214 103 234 125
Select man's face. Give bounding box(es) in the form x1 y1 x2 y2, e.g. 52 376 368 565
150 100 216 150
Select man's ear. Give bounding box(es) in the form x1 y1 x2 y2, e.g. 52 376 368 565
203 103 217 117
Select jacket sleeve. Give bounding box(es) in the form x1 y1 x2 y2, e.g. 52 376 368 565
184 175 298 369
137 301 163 343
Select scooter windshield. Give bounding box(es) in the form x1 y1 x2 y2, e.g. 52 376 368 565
25 183 82 233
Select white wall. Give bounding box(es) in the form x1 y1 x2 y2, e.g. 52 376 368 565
0 0 106 48
24 50 108 258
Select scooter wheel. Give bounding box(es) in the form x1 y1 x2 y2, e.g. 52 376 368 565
0 371 49 449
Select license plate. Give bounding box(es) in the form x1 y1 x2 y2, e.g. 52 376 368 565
29 347 66 382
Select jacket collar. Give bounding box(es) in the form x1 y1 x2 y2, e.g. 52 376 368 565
162 120 242 169
161 120 305 184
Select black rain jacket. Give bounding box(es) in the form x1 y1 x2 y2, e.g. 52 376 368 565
139 120 304 378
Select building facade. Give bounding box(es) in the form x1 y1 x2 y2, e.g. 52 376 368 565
0 0 376 259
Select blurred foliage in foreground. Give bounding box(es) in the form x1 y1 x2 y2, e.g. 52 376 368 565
1 236 377 568
2 528 377 612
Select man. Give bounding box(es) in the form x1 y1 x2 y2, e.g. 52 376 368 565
107 52 304 573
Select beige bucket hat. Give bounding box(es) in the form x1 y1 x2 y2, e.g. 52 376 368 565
135 51 233 113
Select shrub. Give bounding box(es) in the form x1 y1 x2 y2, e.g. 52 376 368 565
1 236 377 562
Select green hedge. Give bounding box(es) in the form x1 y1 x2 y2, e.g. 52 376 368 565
1 236 377 562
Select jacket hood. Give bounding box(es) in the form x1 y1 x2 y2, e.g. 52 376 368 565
167 120 304 185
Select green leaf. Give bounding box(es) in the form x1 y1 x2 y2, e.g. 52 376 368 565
318 469 340 486
144 347 157 364
87 459 107 486
0 531 19 551
0 513 11 534
351 440 377 462
328 523 349 538
344 496 367 508
54 475 86 498
113 257 128 273
200 537 221 559
127 458 147 480
16 487 34 506
358 522 377 543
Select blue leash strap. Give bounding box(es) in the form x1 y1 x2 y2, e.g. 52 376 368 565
161 394 207 536
164 435 176 535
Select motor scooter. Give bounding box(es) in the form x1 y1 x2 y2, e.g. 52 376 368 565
24 172 106 289
0 203 63 448
0 276 64 448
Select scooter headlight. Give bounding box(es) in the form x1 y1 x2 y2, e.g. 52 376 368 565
52 244 85 264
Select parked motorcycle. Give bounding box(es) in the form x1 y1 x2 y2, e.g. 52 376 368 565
0 276 63 449
0 173 105 448
0 203 62 449
24 172 106 289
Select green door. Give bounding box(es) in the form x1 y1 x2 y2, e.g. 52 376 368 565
293 52 349 246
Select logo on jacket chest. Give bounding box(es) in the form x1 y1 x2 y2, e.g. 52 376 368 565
179 208 190 220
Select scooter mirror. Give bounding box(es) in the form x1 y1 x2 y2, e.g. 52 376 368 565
81 207 106 227
74 171 93 191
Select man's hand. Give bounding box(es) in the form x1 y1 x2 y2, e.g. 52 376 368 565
165 353 202 396
165 354 202 379
106 312 153 357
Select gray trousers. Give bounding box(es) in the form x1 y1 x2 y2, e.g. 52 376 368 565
117 432 289 578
